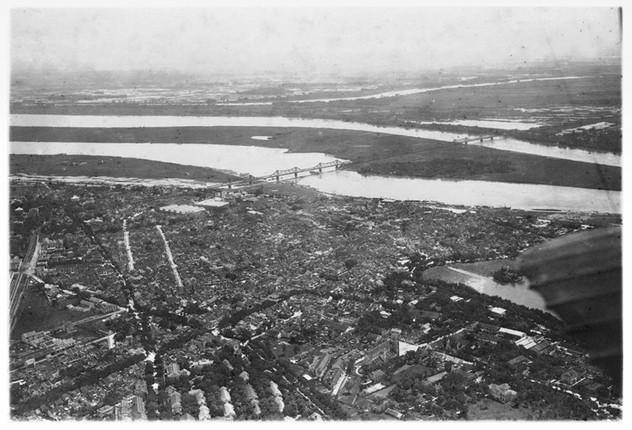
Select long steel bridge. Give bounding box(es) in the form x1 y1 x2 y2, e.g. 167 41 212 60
221 159 350 190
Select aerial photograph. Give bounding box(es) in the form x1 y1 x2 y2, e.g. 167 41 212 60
7 5 623 421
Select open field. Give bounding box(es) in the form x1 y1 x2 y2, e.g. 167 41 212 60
468 399 534 420
12 285 88 340
11 126 621 190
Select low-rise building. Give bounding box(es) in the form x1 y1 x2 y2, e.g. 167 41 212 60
489 383 518 403
385 408 404 419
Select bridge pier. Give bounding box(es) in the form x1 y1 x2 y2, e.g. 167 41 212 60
243 161 349 185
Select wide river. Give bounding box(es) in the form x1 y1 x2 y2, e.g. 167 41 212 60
10 114 620 167
10 114 621 214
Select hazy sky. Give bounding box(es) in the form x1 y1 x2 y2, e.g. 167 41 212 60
11 7 621 76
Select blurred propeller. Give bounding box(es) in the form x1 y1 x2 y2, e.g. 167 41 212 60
518 226 622 395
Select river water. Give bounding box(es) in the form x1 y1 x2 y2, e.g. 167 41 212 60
11 141 341 177
10 141 620 214
9 114 621 214
298 171 620 213
10 114 621 167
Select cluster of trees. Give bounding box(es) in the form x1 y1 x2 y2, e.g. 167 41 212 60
357 158 514 180
150 309 189 330
468 328 613 419
513 125 621 154
218 297 280 328
508 374 600 420
229 378 259 419
74 353 146 388
10 191 78 255
390 372 475 419
250 378 284 419
59 361 96 380
217 286 332 331
418 279 566 338
179 392 201 417
248 340 347 419
492 266 524 284
176 339 316 420
105 316 136 341
356 306 414 337
157 329 204 355
14 353 146 416
344 258 359 270
377 270 414 296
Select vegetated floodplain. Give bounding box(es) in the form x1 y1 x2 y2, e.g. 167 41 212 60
10 154 240 183
10 126 621 191
11 67 621 154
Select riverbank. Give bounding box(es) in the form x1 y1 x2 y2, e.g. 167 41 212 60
10 154 240 183
297 171 620 214
10 125 621 191
351 143 620 190
406 120 621 155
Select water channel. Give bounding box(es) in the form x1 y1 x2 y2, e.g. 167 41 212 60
10 140 620 214
10 114 620 167
10 114 621 213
